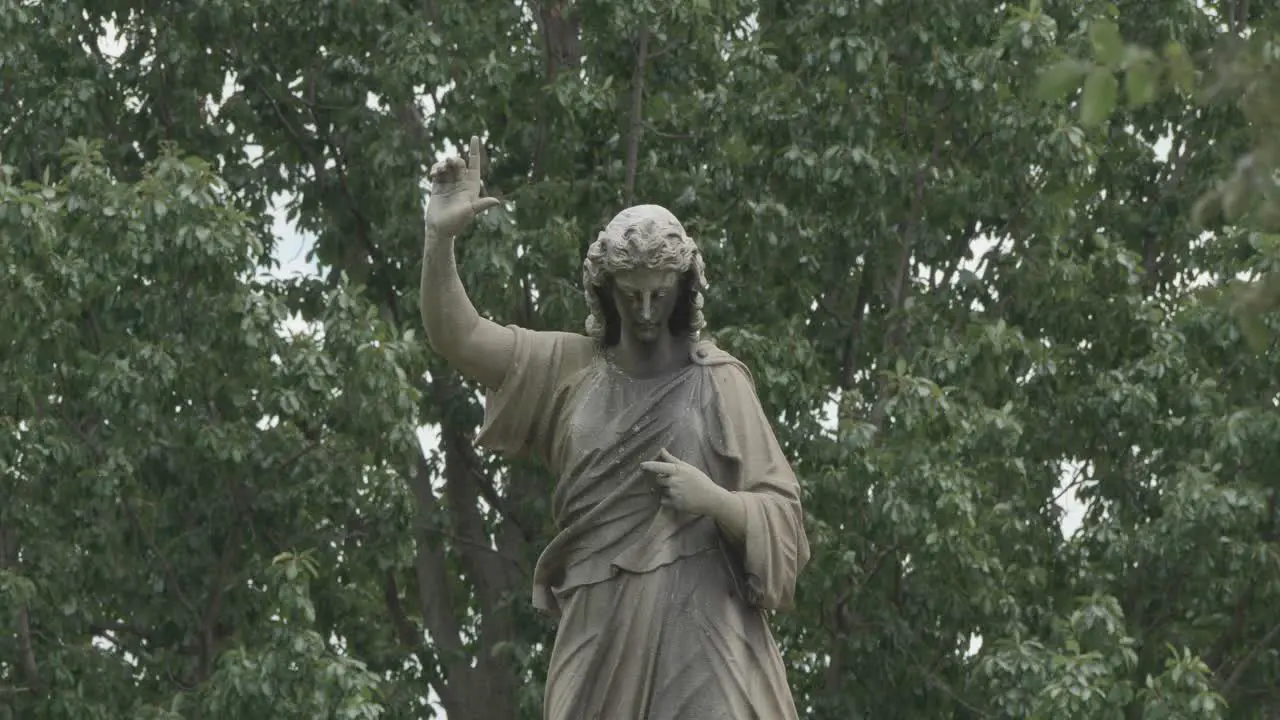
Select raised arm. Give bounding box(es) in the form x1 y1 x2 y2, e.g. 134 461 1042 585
420 136 514 390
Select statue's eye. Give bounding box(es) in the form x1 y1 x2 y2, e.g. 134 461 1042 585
655 291 667 299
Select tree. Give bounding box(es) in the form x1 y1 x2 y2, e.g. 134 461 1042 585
2 0 1278 718
2 141 404 718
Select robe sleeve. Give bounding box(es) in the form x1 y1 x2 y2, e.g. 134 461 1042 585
474 326 593 463
710 362 810 611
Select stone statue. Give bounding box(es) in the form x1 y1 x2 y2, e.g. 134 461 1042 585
420 136 809 719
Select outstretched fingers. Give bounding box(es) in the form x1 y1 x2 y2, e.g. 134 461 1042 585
466 135 484 179
429 157 467 185
471 197 502 215
428 160 450 183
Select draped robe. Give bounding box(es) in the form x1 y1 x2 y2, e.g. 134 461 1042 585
476 326 809 720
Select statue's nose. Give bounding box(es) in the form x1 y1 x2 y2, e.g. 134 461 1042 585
640 293 652 321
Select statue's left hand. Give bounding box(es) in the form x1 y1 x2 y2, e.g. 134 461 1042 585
641 449 731 517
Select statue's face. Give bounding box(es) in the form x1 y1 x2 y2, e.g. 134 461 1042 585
610 268 681 344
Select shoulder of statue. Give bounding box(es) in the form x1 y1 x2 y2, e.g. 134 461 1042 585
562 332 600 370
690 340 744 369
508 326 598 375
563 331 596 352
517 327 594 352
691 342 765 424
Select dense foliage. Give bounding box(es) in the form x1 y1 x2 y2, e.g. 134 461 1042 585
3 0 1278 718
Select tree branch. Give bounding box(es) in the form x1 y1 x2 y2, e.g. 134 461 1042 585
15 607 38 687
89 621 155 642
413 407 525 719
439 419 510 608
623 27 651 206
383 571 423 649
936 219 978 292
531 0 580 179
1 524 40 692
841 254 876 390
124 499 201 622
253 70 407 329
196 525 240 682
1047 463 1088 509
432 377 525 718
534 0 581 81
1221 621 1280 696
408 451 463 644
382 566 462 703
418 522 527 576
641 122 693 140
407 450 465 710
867 98 943 429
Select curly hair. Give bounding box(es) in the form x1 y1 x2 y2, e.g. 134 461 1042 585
581 205 708 345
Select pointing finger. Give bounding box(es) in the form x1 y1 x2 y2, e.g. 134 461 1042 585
640 461 675 475
657 449 679 463
466 135 483 177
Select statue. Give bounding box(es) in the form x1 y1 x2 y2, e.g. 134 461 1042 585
420 137 809 719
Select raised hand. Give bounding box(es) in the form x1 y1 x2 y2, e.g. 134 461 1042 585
425 135 502 238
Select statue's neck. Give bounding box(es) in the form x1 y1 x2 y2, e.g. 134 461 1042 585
611 334 692 379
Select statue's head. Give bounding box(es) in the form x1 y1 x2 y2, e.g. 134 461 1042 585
582 205 707 346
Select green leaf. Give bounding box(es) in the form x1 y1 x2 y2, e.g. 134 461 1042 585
1191 190 1222 228
1035 59 1093 102
1124 58 1159 106
1234 311 1270 352
1163 42 1197 94
1088 20 1124 67
1080 68 1118 126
